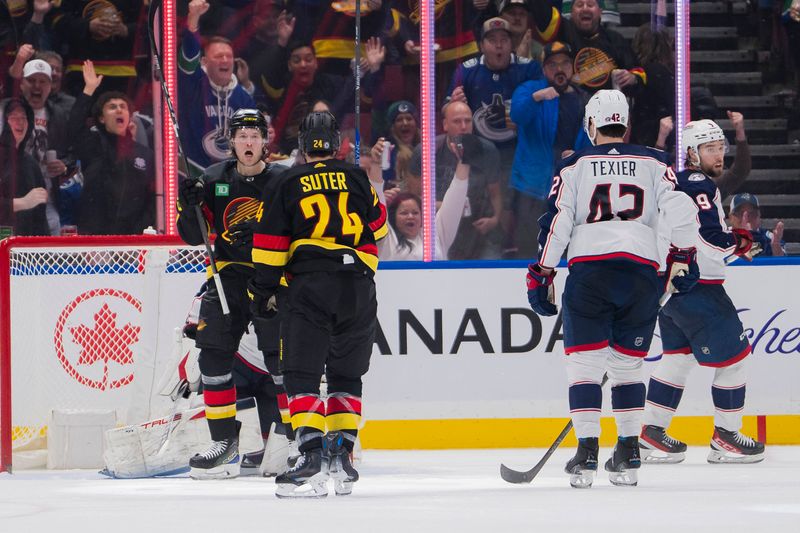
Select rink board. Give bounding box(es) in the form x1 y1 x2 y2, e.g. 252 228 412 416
361 259 800 448
8 258 799 450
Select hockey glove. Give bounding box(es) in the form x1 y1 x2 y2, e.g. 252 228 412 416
526 263 557 316
248 282 278 319
664 247 699 295
178 177 204 209
458 133 484 166
732 228 754 259
229 220 255 251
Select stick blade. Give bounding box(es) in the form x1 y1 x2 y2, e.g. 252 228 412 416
500 463 536 484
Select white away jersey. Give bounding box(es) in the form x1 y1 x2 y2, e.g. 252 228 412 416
538 143 698 269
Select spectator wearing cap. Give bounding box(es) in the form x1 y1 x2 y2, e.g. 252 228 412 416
728 193 785 257
480 0 540 59
506 41 590 259
407 100 503 260
448 17 542 194
381 100 420 191
528 0 645 96
0 58 70 235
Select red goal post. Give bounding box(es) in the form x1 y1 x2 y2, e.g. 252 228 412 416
0 235 208 473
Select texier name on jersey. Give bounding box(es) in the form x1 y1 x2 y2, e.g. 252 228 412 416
590 160 637 177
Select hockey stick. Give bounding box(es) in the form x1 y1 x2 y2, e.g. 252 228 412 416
500 374 608 484
353 0 362 166
147 0 230 315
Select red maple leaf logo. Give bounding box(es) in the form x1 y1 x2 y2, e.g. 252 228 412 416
69 304 140 389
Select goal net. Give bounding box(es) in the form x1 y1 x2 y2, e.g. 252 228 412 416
0 235 208 472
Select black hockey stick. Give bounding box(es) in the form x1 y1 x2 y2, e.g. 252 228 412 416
147 0 230 315
500 374 608 484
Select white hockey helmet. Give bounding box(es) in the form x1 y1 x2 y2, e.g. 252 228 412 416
681 119 727 166
583 89 629 145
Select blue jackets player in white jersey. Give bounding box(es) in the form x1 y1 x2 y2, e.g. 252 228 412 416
527 90 699 489
641 120 765 464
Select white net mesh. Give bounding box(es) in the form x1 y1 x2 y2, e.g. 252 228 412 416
5 241 207 456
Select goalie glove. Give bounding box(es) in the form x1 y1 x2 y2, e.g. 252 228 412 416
526 263 557 316
248 282 278 319
732 228 755 259
664 246 699 296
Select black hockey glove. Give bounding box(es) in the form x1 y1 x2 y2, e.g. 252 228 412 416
178 177 204 209
664 247 699 295
229 220 255 251
248 282 278 319
458 133 483 166
526 263 557 316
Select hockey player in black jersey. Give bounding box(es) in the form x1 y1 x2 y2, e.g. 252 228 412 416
249 111 388 498
641 119 765 464
176 108 287 479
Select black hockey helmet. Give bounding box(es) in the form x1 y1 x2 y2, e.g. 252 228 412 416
298 110 340 156
228 108 269 139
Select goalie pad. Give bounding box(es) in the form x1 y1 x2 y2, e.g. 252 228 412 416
102 398 262 479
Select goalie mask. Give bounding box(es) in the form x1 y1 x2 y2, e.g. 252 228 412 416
298 110 341 156
583 89 629 145
681 119 728 167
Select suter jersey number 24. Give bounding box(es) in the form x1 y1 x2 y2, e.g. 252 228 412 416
252 158 388 288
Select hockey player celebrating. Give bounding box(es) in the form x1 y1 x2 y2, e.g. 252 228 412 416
527 90 699 488
640 120 765 464
249 111 387 498
176 108 285 479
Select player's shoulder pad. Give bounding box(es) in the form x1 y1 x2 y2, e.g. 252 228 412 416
202 159 237 183
554 149 583 175
675 168 713 189
462 57 478 69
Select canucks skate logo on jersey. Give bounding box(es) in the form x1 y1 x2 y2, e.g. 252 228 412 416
221 197 260 242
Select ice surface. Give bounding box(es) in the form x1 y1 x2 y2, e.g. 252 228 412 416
1 446 798 533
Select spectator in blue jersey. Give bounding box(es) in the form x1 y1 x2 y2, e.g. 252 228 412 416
179 0 256 177
447 17 542 199
728 193 786 257
506 41 590 259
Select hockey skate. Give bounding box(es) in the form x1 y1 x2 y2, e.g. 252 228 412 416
189 435 240 479
275 449 330 498
565 437 598 489
240 447 264 476
707 427 765 464
640 425 687 464
324 432 359 496
605 436 641 486
287 437 300 468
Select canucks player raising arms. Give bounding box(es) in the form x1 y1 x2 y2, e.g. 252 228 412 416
176 109 287 479
640 120 765 464
527 90 699 488
249 111 388 498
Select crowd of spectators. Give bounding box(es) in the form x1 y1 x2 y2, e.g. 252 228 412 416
0 0 795 258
